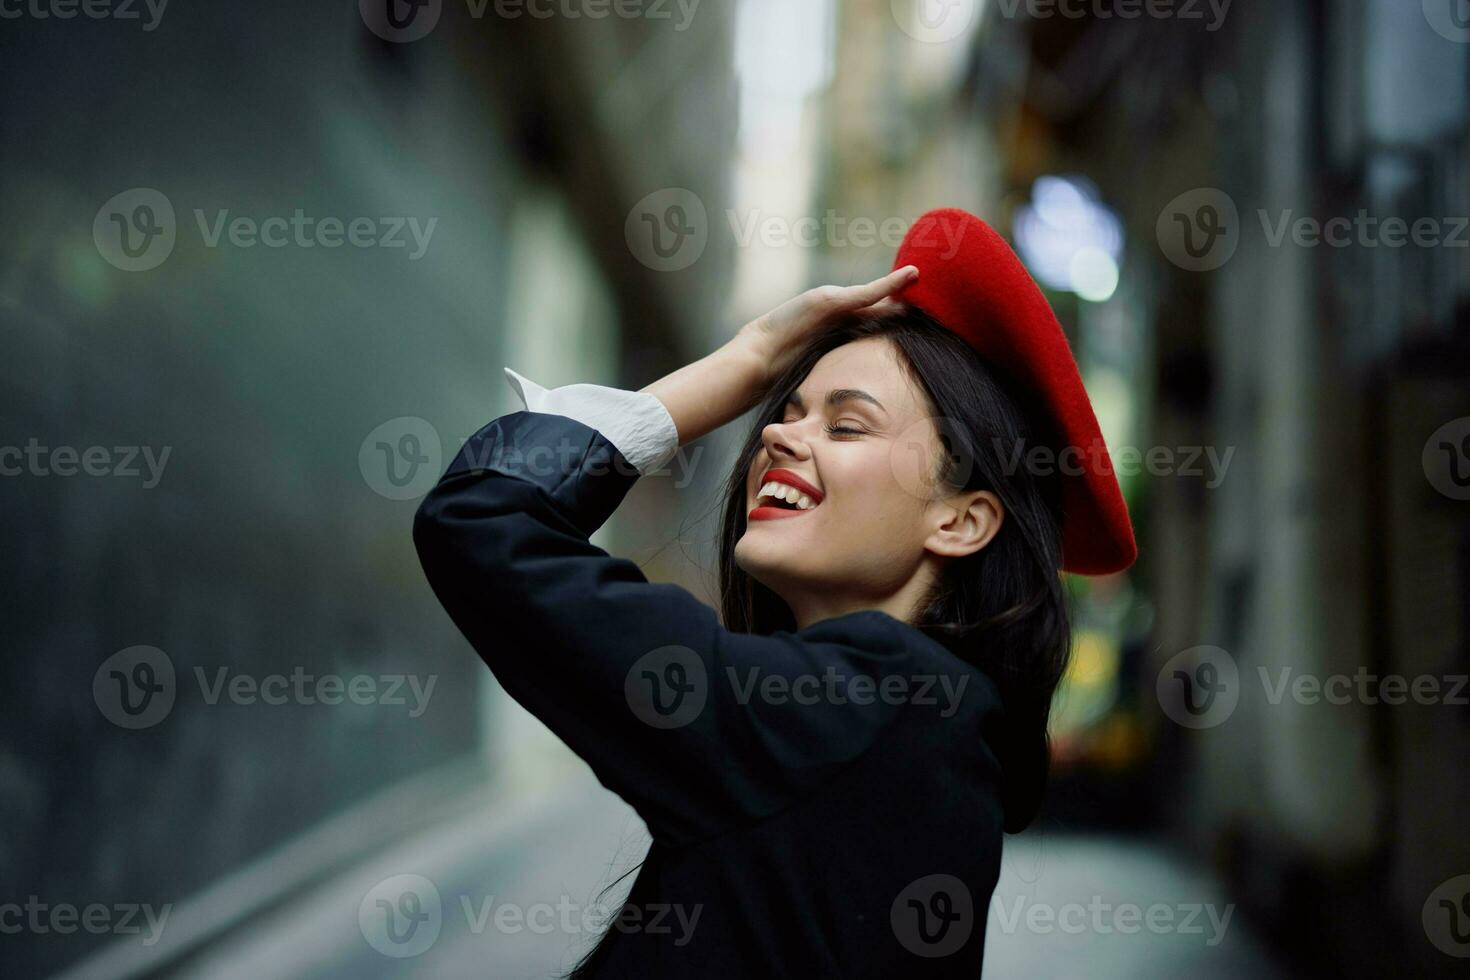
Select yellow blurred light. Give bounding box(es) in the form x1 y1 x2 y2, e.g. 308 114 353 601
1067 629 1118 687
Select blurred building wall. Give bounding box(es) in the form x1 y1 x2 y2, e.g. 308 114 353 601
818 0 1002 283
970 1 1470 975
0 8 511 974
1189 6 1470 975
0 3 737 976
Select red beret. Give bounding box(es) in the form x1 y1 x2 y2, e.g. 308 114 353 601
892 208 1137 576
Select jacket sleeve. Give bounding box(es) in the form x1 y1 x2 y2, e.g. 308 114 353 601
412 408 922 845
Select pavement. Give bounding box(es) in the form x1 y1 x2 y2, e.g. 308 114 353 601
984 833 1287 978
165 769 1287 979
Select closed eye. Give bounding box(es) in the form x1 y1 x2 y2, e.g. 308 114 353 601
824 422 866 437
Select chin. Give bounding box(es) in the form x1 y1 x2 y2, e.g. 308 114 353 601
732 532 769 576
733 533 800 596
737 535 841 614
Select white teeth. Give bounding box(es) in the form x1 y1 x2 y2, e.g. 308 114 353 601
756 480 818 510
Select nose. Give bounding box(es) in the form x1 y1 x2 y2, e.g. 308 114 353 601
760 419 811 462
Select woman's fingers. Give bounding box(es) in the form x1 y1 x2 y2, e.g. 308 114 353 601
799 266 919 321
755 266 921 365
838 265 919 309
858 296 904 317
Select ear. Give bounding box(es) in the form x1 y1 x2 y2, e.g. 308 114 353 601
924 489 1004 558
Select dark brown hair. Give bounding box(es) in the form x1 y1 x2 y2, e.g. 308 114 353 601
715 304 1071 832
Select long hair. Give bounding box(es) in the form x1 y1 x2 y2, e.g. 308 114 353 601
716 304 1071 833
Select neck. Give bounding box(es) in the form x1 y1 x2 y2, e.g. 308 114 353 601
786 569 937 631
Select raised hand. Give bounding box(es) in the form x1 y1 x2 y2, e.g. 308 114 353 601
642 266 919 446
737 266 920 381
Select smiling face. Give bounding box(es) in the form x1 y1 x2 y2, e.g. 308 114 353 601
734 336 956 614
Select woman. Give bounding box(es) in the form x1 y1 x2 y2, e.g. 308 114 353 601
414 209 1137 977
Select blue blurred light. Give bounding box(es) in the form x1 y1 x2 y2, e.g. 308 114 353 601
1014 176 1124 301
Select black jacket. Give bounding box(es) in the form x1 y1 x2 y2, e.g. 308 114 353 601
413 411 1008 977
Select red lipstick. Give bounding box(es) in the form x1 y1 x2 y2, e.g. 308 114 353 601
748 469 824 521
747 506 805 521
763 469 823 504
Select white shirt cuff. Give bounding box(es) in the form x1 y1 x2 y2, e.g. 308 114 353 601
503 367 680 476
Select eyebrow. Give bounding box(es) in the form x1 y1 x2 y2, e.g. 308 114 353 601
787 388 887 414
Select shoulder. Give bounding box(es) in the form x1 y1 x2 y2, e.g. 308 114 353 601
797 610 1005 736
799 612 1010 816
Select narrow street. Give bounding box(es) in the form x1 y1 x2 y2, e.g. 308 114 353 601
167 771 1287 979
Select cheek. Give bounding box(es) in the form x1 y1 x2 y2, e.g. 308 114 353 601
886 424 947 500
819 448 927 542
745 451 770 501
